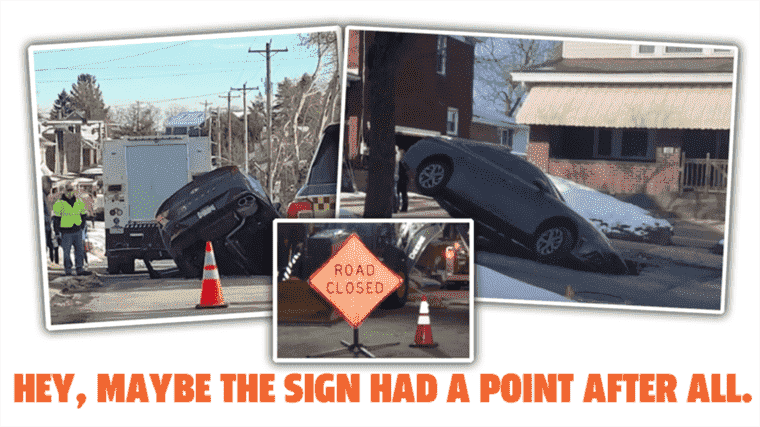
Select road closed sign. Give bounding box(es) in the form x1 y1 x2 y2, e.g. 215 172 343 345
309 233 402 328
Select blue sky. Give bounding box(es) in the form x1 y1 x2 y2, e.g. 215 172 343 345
31 28 338 120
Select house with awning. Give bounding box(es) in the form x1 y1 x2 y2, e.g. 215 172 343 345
511 40 736 198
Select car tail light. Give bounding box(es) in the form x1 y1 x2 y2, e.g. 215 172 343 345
287 201 313 218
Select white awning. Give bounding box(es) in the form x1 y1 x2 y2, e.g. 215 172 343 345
516 85 732 130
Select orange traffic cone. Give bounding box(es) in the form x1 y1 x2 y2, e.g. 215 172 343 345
196 241 228 309
410 295 438 348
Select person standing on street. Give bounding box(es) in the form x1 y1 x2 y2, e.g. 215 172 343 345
394 147 409 213
52 182 92 276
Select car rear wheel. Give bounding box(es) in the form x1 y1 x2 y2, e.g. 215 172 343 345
534 225 574 261
416 159 451 195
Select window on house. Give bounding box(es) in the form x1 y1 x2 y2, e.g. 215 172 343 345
639 45 655 54
446 108 458 136
500 129 514 149
436 35 447 75
597 129 613 156
620 130 649 157
593 128 654 160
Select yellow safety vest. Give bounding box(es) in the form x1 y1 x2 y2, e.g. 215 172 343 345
52 198 87 229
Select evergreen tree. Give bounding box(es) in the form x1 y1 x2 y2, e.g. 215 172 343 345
70 74 108 121
49 89 73 120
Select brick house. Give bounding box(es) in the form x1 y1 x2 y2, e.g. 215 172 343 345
344 28 475 160
511 41 735 197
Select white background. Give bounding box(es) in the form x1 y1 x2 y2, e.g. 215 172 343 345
1 1 758 426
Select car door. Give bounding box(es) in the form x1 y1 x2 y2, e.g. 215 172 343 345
461 144 543 238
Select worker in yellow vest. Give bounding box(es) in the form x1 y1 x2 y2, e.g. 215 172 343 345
52 182 92 276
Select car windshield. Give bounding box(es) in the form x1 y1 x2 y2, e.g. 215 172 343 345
467 143 562 200
307 128 338 185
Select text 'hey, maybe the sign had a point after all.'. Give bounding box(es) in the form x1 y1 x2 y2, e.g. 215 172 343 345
309 233 402 329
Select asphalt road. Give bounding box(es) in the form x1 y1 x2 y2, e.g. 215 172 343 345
475 246 723 311
48 273 273 326
276 302 471 360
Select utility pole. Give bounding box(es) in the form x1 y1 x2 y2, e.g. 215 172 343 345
219 92 239 166
198 100 210 132
230 83 257 174
216 105 222 164
136 101 140 134
250 41 288 195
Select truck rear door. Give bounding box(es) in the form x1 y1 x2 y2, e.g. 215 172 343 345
126 144 189 221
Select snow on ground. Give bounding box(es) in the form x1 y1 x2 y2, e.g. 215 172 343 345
548 175 673 241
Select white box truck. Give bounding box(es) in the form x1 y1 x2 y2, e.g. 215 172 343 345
102 134 213 274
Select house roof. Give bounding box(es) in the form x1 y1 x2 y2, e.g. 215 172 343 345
471 107 524 128
520 57 733 74
166 111 205 127
516 85 732 130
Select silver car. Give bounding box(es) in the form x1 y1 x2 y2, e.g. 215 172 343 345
402 136 630 274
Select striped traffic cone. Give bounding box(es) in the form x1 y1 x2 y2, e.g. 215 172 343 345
410 295 438 348
196 241 228 309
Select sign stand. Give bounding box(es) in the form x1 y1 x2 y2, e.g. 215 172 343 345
307 327 399 358
305 233 405 358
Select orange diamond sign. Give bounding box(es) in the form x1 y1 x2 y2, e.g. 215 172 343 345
309 233 402 328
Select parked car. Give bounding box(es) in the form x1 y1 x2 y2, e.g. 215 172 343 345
286 123 353 219
155 166 280 277
402 137 631 274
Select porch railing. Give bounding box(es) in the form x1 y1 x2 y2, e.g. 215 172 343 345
680 153 729 193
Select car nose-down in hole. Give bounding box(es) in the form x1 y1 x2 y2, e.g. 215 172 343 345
156 166 281 278
402 136 632 275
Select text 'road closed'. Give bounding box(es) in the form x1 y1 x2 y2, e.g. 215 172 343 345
309 234 402 328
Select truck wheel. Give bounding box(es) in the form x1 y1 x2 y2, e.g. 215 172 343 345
107 257 121 275
120 258 135 274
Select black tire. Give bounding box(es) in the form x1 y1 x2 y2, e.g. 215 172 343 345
120 258 135 274
107 257 120 275
533 225 575 262
416 158 452 196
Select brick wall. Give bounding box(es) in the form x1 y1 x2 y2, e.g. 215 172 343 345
545 147 681 195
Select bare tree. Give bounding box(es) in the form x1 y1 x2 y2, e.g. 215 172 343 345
475 38 558 117
109 102 159 137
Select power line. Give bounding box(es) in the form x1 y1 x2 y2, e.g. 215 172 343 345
33 54 319 73
35 69 246 84
108 92 229 107
34 41 191 71
230 83 258 174
33 58 267 72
